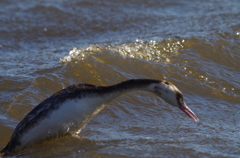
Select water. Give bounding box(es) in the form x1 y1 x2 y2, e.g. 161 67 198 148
0 0 240 157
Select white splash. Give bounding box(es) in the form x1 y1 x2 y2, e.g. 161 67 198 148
60 38 185 64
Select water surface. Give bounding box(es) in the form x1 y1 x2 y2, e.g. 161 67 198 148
0 0 240 157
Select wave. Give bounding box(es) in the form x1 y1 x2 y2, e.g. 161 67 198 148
60 38 185 64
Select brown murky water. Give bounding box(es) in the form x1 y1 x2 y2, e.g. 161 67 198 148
0 0 240 157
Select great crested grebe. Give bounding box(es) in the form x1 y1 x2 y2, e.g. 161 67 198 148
1 79 199 156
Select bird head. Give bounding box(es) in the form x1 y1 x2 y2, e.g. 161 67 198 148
148 80 199 122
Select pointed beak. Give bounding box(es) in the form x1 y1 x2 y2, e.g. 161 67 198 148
179 103 199 122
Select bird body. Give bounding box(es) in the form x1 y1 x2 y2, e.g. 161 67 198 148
1 79 199 156
14 97 108 153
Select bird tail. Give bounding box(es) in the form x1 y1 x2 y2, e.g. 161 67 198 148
0 143 11 156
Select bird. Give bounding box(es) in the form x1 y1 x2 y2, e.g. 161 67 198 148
0 79 199 156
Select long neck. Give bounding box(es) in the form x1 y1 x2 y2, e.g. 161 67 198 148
108 79 160 91
96 79 161 102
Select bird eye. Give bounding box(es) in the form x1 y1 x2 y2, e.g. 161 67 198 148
155 86 162 90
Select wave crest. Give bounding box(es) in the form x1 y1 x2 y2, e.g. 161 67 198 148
60 38 185 64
